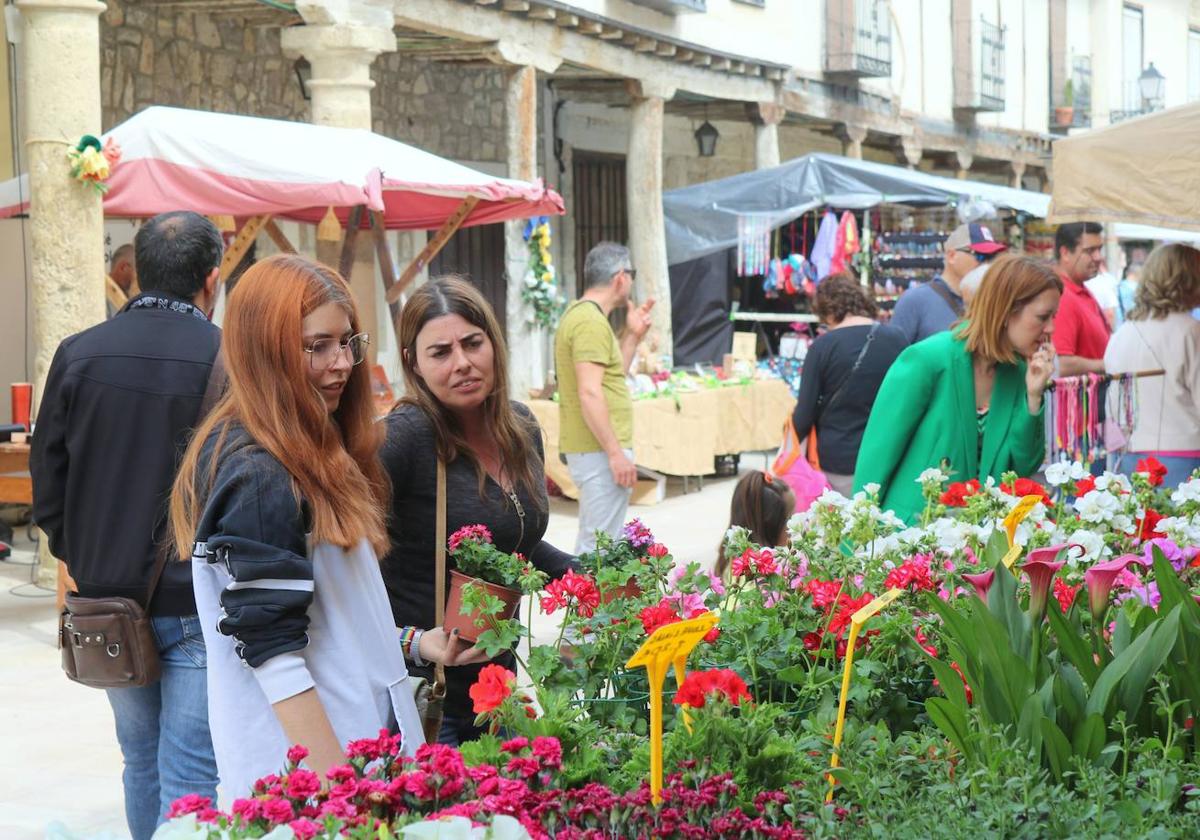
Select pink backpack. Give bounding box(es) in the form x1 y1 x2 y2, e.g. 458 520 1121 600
771 417 831 512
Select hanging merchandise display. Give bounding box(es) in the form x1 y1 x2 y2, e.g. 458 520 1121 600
830 211 860 276
1046 373 1143 467
810 210 838 281
737 214 771 277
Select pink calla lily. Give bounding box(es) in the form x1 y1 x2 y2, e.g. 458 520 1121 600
1084 555 1134 621
1021 544 1081 620
962 570 996 602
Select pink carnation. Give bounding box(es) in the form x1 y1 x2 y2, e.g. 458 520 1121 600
262 797 295 824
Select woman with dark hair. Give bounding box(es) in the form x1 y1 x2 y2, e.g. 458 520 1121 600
170 255 424 797
855 255 1060 522
715 470 795 578
1105 244 1200 486
791 272 907 496
382 275 575 746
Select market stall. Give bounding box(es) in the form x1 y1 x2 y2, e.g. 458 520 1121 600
664 152 1200 367
530 377 794 497
1048 102 1200 232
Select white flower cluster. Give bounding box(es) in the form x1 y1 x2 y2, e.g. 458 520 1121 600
1075 489 1121 524
917 468 948 486
1156 514 1200 547
1171 478 1200 505
1044 459 1087 487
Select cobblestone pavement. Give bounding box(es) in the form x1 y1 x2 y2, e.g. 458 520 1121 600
0 463 757 839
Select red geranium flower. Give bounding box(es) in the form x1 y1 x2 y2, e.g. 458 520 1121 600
539 570 601 618
828 592 873 637
1053 578 1079 613
448 523 493 553
672 668 752 708
806 579 843 610
884 555 935 592
1074 475 1096 496
730 547 778 577
646 542 670 559
469 664 516 715
1137 508 1165 541
1136 456 1168 487
939 479 981 507
1001 477 1051 505
638 601 681 635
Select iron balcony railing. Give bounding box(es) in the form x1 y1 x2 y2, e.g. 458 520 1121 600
825 0 892 78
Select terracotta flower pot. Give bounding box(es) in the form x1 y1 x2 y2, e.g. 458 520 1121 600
600 577 642 604
444 569 522 643
1054 106 1075 127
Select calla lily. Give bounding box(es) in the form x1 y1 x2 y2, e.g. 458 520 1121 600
1021 544 1074 620
1084 554 1134 622
962 570 995 602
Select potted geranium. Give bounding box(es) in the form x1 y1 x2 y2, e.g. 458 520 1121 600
1055 78 1075 127
445 524 527 643
580 519 668 603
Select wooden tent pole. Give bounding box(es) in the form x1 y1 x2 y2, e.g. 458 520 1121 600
219 214 270 281
263 219 297 254
368 209 400 320
387 196 480 305
339 205 365 280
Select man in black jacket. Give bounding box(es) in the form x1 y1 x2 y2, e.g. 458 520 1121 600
32 211 223 840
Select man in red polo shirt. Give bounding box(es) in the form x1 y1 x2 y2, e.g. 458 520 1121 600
1052 222 1109 376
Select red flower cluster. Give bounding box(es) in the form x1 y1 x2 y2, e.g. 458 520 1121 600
638 599 720 643
1074 475 1096 496
672 668 752 708
1137 509 1166 541
539 570 601 618
646 542 670 559
939 479 981 507
802 583 877 659
805 578 843 610
469 664 516 715
730 547 778 577
448 523 493 553
1136 456 1168 487
1001 477 1051 505
1053 578 1079 613
884 555 935 592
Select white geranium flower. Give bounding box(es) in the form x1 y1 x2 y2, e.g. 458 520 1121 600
1111 513 1135 535
1075 490 1120 524
150 815 215 840
1044 459 1087 487
1171 478 1200 505
1157 515 1200 546
1067 529 1108 565
1095 473 1132 494
929 517 973 553
815 488 850 509
917 467 948 485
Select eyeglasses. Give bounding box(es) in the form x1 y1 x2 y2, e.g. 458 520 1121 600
303 333 369 370
958 248 996 264
624 267 638 281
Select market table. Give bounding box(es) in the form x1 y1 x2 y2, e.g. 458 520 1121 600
0 442 31 505
529 378 794 498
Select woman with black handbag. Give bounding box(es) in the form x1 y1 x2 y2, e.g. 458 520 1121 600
382 275 576 747
791 272 908 496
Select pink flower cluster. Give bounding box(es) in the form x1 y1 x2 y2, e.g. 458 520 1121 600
539 570 601 619
448 524 493 554
166 734 808 839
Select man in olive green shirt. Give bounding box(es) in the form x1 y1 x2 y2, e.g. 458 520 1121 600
555 242 654 554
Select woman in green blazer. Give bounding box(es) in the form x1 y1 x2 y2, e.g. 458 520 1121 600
854 256 1061 522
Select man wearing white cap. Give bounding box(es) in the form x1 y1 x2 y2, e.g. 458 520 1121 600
890 223 1008 344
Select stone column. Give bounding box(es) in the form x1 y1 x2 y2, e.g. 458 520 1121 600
895 137 922 170
1010 159 1028 190
746 102 784 170
954 149 973 180
503 64 540 399
836 123 867 160
626 80 675 364
17 0 107 585
282 22 395 363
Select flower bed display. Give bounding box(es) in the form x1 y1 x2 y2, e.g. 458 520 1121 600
156 462 1200 838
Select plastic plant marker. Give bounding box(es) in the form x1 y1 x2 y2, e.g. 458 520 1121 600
1002 542 1022 570
626 612 719 806
827 587 903 803
1003 495 1043 546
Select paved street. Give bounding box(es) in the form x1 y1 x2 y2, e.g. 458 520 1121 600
0 464 755 839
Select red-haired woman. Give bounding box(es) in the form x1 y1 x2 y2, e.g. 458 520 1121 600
170 255 424 798
382 275 576 746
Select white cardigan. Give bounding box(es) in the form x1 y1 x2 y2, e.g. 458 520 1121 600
194 538 425 802
1104 312 1200 452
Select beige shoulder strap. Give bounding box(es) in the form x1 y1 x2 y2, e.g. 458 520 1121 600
434 460 447 690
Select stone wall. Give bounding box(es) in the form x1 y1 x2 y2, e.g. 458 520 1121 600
371 55 506 165
100 0 306 129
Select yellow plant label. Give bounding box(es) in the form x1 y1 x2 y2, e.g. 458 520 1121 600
626 612 719 806
1003 494 1043 546
1002 542 1022 570
828 587 904 803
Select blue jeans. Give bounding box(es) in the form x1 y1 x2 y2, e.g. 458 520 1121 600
437 713 487 747
105 615 218 840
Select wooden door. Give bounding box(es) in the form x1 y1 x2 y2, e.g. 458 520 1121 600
428 222 507 334
572 152 628 296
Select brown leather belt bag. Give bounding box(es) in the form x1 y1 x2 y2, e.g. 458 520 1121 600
60 593 162 688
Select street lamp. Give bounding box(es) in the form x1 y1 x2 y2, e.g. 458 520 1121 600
1138 62 1165 111
694 120 720 157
